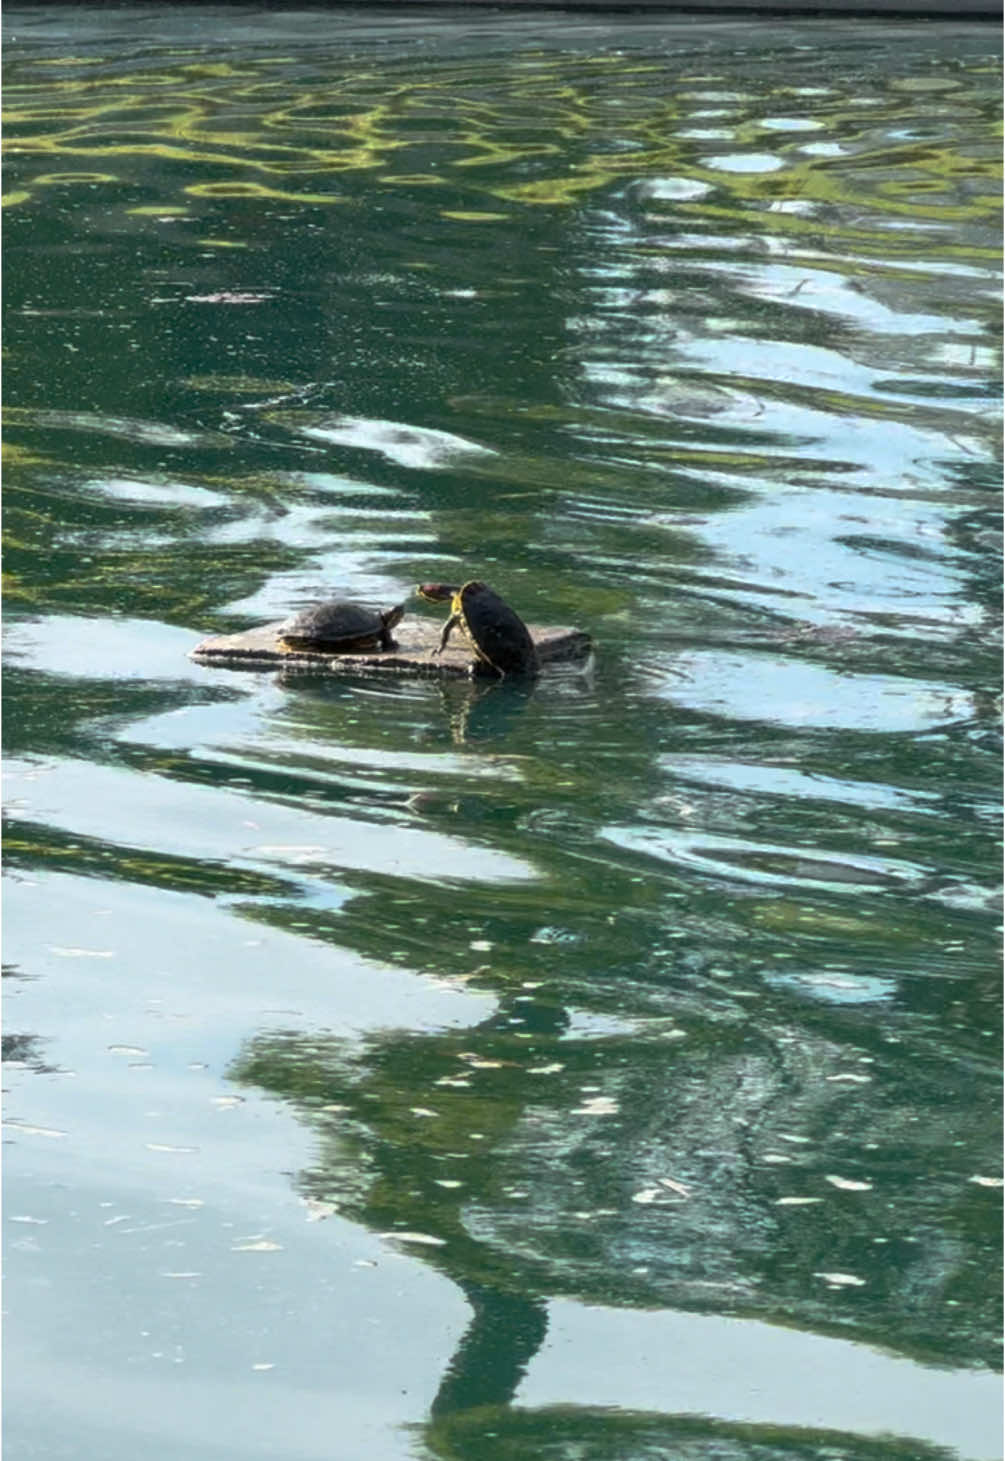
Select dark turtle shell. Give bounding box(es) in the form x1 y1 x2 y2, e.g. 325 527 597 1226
279 600 404 652
418 580 538 677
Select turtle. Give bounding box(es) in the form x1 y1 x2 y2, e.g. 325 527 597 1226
278 599 405 653
417 580 539 677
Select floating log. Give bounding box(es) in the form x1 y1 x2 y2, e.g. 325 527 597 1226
189 616 592 677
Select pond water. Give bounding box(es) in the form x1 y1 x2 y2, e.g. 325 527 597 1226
3 9 1002 1461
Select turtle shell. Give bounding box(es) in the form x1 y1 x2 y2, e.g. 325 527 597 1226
454 581 538 676
279 600 404 652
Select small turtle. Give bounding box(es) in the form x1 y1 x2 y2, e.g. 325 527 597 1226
417 580 538 677
279 599 404 653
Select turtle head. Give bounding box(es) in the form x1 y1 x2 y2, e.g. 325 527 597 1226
416 582 460 604
382 603 406 630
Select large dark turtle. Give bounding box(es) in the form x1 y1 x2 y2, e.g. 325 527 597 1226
279 599 404 653
417 580 538 677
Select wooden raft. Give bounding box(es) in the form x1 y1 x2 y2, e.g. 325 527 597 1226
189 617 592 678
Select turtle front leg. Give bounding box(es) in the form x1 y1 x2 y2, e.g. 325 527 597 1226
435 613 460 656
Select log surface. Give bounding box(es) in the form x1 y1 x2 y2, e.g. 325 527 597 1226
190 617 592 677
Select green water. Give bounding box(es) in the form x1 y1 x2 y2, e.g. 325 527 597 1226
3 10 1002 1460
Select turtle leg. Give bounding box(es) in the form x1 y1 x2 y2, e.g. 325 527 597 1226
435 613 460 655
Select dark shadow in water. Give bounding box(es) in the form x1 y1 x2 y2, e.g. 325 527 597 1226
426 1404 969 1461
431 1281 549 1419
276 668 537 744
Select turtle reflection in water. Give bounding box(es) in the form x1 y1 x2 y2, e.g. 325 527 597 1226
278 600 405 653
417 580 538 678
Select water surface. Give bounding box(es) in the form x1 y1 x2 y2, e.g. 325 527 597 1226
3 10 1002 1461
